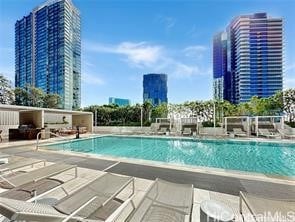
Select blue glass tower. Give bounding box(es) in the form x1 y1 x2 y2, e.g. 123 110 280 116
109 97 131 107
143 74 168 106
214 13 283 104
15 0 81 110
15 13 34 88
213 32 231 101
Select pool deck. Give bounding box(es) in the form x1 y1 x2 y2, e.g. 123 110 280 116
0 135 294 221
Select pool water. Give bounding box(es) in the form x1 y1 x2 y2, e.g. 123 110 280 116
45 136 295 176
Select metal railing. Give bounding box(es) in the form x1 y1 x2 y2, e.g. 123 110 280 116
36 131 73 150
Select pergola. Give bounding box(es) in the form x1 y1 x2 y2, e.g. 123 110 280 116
224 116 251 136
224 116 284 137
180 117 198 132
249 116 284 137
0 104 93 137
155 118 171 130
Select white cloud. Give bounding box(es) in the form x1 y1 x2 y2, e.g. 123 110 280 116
183 45 207 58
84 61 95 67
82 73 105 85
168 59 210 78
84 40 210 79
117 42 162 67
187 25 201 38
286 62 295 71
84 41 163 67
156 15 176 31
285 62 295 88
285 78 295 89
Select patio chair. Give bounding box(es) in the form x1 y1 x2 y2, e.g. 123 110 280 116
157 127 167 135
0 156 46 174
233 128 247 137
258 128 281 139
0 173 134 222
0 163 77 189
278 128 295 139
125 178 194 222
182 128 192 136
239 191 295 222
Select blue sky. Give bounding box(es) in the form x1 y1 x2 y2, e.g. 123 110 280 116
0 0 294 107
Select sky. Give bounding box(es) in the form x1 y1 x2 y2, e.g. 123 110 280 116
0 0 294 107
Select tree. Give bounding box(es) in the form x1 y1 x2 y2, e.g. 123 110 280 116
43 94 60 108
283 88 295 123
27 86 45 107
142 101 153 123
151 103 168 121
0 74 14 104
14 87 28 106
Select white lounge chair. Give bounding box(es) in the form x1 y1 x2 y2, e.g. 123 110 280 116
239 191 295 222
0 156 45 174
258 129 281 139
278 128 295 139
157 127 167 135
0 163 77 189
0 173 134 222
233 128 247 137
122 178 194 222
182 128 192 136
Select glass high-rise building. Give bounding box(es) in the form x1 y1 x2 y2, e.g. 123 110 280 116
109 97 131 107
213 13 283 104
213 31 231 101
143 74 168 106
15 0 81 110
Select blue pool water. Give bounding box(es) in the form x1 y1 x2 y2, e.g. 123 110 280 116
44 136 295 176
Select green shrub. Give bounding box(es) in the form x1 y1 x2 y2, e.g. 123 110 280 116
202 121 221 127
285 121 295 128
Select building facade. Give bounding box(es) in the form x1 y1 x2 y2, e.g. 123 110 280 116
143 74 168 106
213 31 230 101
109 97 131 107
213 13 283 104
15 0 81 110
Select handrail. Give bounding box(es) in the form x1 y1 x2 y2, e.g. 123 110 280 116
36 131 74 150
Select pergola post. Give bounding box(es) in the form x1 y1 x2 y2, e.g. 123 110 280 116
224 117 227 133
247 116 250 136
256 116 259 137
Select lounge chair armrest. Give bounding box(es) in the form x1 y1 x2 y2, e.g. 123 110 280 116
105 197 135 222
62 196 99 222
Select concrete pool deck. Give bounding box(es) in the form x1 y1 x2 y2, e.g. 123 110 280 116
0 136 294 221
0 161 245 222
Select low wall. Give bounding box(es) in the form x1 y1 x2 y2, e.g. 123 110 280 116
94 126 150 134
199 127 225 135
0 125 18 138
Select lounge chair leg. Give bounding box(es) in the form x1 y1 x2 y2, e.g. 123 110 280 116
132 178 135 196
239 193 244 222
75 167 78 178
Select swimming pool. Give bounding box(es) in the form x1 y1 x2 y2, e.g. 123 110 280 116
44 136 295 176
